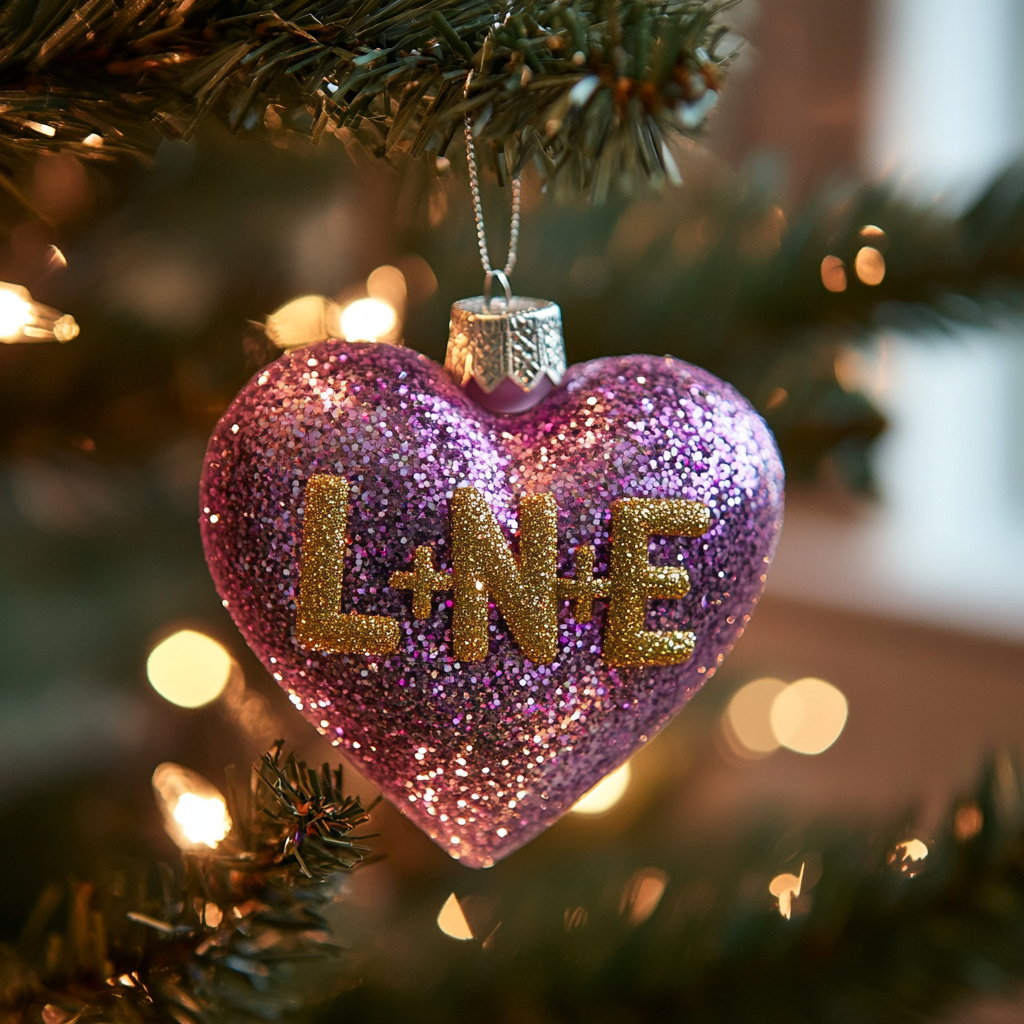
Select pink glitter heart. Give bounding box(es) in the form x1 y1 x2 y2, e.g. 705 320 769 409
200 342 783 867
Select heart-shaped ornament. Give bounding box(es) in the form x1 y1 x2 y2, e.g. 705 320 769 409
200 341 783 867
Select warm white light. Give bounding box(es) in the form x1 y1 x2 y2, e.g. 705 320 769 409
770 677 848 755
265 294 342 350
621 868 668 926
859 224 887 244
339 297 397 342
46 245 68 271
955 804 984 841
437 893 474 940
855 246 886 285
0 287 32 340
769 863 805 920
821 255 847 293
172 792 232 848
366 265 407 311
0 281 78 343
724 677 787 756
147 629 232 708
896 838 929 863
571 762 631 815
152 762 232 851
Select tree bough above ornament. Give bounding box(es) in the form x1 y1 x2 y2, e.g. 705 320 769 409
0 0 737 198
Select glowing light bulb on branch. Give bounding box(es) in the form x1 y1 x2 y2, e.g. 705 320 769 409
152 762 232 851
266 285 402 350
266 294 344 351
0 282 78 343
339 296 398 342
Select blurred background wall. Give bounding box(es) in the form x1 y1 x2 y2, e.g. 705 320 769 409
717 0 1024 641
768 0 1024 640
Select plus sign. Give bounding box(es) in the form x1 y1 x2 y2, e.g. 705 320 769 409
556 545 609 623
390 546 453 620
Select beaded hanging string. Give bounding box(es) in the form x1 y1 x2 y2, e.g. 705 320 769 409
464 70 522 308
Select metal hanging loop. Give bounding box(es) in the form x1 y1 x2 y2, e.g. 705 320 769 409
483 269 512 307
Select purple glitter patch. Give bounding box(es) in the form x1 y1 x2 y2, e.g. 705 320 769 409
200 343 784 867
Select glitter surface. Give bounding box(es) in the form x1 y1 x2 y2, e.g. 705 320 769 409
200 342 784 868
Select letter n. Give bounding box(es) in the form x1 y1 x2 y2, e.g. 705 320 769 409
450 486 558 663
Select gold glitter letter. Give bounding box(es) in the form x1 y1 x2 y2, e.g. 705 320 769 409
450 487 559 663
604 498 711 667
295 475 400 656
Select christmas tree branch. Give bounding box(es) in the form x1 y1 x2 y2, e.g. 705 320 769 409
0 0 736 202
4 737 1024 1023
338 754 1024 1024
0 742 373 1024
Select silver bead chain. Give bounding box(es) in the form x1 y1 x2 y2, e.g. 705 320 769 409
464 72 521 289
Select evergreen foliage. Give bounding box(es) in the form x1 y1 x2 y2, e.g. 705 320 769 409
333 756 1024 1024
0 0 735 205
0 744 373 1023
5 741 1024 1024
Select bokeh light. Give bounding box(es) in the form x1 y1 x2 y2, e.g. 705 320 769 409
896 838 928 863
770 677 848 755
0 286 32 340
621 868 668 926
152 762 232 851
339 296 397 342
855 246 886 285
769 863 804 920
147 629 232 708
892 838 929 875
724 677 787 756
45 245 67 272
437 893 474 940
570 762 631 815
820 255 847 292
859 224 887 249
955 804 984 840
367 264 408 312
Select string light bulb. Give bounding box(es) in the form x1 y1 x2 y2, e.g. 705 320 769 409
151 762 232 851
265 294 344 351
0 282 78 344
339 296 398 342
265 287 404 349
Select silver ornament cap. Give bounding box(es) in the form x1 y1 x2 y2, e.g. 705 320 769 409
445 284 566 414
